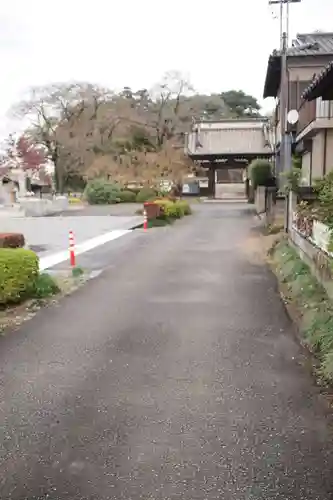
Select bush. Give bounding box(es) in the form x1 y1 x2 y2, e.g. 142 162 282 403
177 200 192 216
249 159 272 190
126 187 141 196
0 233 25 248
314 170 333 228
68 197 83 204
0 249 39 305
118 190 137 203
153 199 191 219
136 187 156 203
33 273 60 299
84 179 120 205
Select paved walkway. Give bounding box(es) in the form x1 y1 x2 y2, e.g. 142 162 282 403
0 214 143 257
0 204 333 499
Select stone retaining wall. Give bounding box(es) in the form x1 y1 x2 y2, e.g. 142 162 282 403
289 226 333 301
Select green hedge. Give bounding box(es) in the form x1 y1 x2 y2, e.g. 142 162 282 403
154 199 192 219
118 190 137 203
84 179 121 204
0 249 39 305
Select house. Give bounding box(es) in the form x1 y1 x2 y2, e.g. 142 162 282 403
0 168 19 205
0 164 52 206
263 32 333 182
296 61 333 185
0 165 25 206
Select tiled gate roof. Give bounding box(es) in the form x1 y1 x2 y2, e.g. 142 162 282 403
186 120 273 158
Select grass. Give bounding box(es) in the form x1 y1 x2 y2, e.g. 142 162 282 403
267 223 284 235
72 265 84 278
271 239 333 384
136 217 174 229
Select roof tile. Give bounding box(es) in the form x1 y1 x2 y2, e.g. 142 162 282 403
196 127 272 156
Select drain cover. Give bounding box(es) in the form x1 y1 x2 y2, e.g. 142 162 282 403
29 244 48 253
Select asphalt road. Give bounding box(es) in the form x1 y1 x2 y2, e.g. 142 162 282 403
1 203 333 499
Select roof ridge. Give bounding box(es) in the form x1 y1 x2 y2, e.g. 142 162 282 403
296 31 333 37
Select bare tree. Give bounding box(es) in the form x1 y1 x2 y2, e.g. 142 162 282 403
147 71 195 147
11 82 115 192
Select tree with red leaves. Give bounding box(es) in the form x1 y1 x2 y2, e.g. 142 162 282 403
0 134 46 172
15 135 46 171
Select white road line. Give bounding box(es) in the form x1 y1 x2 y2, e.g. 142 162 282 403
39 229 132 271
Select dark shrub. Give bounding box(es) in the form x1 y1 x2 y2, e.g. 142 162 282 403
33 273 60 299
118 190 137 203
0 233 25 248
84 179 120 204
249 159 272 190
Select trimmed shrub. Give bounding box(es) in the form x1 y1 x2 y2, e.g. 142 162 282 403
0 249 39 305
0 233 25 248
136 187 157 203
249 159 272 190
33 273 60 299
84 179 120 205
153 199 191 219
118 190 137 203
177 200 192 216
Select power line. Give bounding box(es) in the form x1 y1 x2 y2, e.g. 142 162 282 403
268 0 302 232
269 0 301 49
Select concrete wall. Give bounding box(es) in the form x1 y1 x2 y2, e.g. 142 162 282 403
19 196 69 217
289 227 333 301
255 186 266 214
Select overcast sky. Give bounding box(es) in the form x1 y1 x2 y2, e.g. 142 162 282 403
0 0 333 138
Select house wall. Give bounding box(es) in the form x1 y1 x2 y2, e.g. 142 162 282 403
301 151 311 185
289 66 328 82
312 132 325 180
274 55 333 141
325 129 333 171
301 129 333 185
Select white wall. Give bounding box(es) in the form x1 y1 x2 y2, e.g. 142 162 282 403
301 151 311 186
301 129 333 186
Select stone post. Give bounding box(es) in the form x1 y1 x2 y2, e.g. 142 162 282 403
17 169 27 197
208 167 216 198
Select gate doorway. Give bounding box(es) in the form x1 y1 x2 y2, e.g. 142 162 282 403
185 119 274 198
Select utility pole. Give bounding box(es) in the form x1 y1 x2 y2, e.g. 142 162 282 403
269 0 301 230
